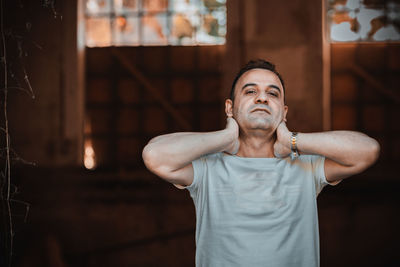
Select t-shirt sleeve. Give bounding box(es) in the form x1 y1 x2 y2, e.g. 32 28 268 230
185 156 207 198
310 155 340 195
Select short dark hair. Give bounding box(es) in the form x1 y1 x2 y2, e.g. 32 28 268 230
230 59 285 102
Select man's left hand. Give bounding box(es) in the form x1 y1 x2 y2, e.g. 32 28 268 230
273 121 292 158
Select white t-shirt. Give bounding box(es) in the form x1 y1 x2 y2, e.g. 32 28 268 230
185 153 337 267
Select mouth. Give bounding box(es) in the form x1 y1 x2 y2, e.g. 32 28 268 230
251 108 270 114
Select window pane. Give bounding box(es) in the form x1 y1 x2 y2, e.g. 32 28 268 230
113 16 140 45
86 17 112 47
171 13 196 45
201 0 225 11
85 0 112 14
114 0 139 14
141 15 168 45
170 0 200 12
196 11 225 44
142 0 169 13
328 0 400 42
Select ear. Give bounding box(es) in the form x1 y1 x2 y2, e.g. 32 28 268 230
225 99 233 117
283 105 288 122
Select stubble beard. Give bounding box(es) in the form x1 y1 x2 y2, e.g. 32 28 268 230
233 105 279 134
248 116 274 130
237 111 276 132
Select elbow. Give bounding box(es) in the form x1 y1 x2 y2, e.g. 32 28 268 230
142 136 164 170
346 140 380 177
142 143 158 172
368 139 381 165
142 143 172 177
360 139 380 169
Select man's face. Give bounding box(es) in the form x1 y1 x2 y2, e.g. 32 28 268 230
225 68 288 133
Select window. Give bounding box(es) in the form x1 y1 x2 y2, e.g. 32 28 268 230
85 0 226 46
327 0 400 42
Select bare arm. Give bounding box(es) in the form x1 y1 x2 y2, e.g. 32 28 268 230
274 122 380 183
142 118 239 187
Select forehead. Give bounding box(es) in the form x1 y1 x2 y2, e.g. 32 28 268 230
236 68 283 91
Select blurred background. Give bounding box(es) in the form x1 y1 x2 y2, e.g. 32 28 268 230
1 0 399 266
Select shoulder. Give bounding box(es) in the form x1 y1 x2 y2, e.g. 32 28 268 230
299 154 322 162
193 152 224 168
198 152 224 162
173 152 223 190
283 154 323 168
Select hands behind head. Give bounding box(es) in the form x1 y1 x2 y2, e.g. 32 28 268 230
224 116 240 155
273 120 292 158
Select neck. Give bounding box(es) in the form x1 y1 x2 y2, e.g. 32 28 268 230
236 130 276 158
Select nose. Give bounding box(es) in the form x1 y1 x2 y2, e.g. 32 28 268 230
255 91 268 104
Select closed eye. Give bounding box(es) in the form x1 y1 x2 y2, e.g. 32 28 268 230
245 89 256 95
268 92 278 97
267 88 280 97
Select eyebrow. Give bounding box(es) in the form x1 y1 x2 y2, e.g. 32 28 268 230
241 83 282 94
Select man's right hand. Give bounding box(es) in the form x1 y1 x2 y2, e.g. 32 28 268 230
224 117 240 155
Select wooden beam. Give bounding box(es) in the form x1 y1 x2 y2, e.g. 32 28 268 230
350 63 400 104
322 0 331 131
111 49 191 131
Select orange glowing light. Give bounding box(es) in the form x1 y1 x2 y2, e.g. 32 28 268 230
84 141 96 170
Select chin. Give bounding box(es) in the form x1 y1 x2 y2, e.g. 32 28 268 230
249 117 272 127
249 122 273 131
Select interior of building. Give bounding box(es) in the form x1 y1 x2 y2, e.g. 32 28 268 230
1 0 399 266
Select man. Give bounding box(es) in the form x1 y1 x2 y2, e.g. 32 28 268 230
142 59 380 267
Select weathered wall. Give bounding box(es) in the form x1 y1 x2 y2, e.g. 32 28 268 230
7 0 84 167
224 0 325 132
8 0 325 166
85 46 225 169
